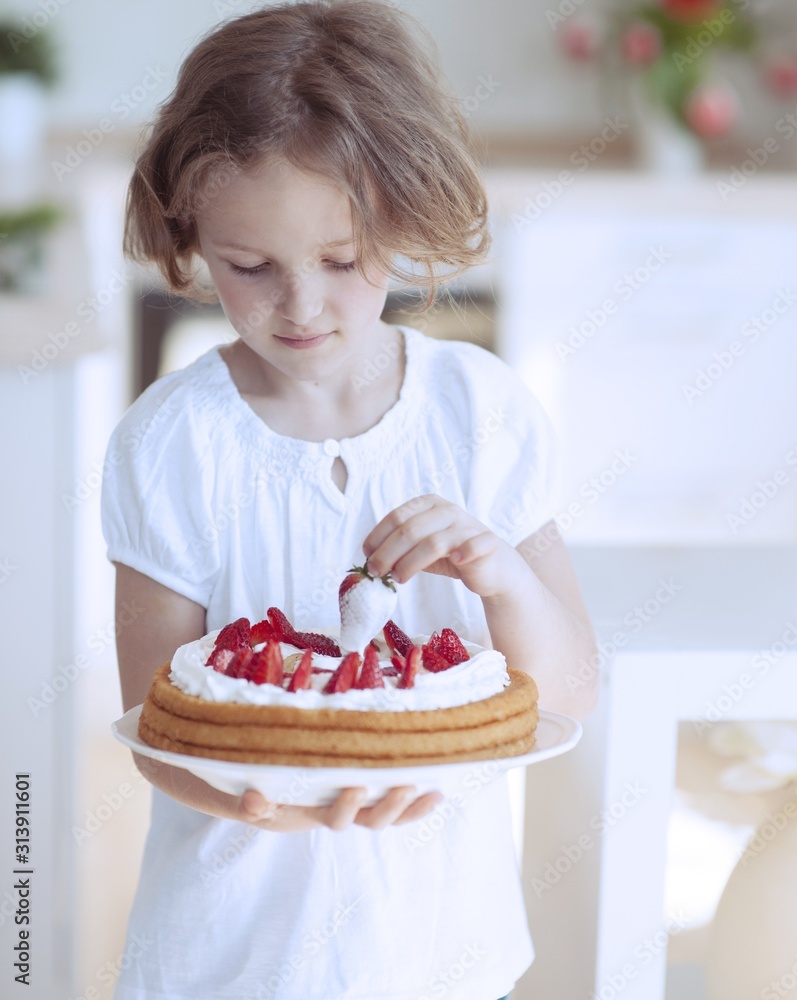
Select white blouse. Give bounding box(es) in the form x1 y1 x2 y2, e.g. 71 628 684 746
102 323 557 1000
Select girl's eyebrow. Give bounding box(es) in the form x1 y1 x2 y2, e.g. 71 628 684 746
212 237 354 254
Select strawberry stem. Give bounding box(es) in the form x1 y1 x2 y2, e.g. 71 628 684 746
348 563 397 593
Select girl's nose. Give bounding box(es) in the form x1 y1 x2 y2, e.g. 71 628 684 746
274 272 323 326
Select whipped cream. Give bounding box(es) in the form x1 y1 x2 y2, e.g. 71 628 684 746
169 629 509 713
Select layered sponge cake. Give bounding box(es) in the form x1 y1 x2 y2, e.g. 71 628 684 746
138 611 539 768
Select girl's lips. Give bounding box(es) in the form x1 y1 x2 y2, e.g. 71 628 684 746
275 333 332 350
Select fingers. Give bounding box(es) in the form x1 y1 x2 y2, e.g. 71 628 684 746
238 788 281 824
352 785 419 830
365 502 484 583
362 495 441 566
238 787 447 833
391 790 445 825
447 530 497 567
321 787 369 831
354 787 446 829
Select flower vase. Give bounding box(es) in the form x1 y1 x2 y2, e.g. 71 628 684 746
629 80 706 174
705 784 797 999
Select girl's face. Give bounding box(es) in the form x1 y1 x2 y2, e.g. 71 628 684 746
194 157 392 386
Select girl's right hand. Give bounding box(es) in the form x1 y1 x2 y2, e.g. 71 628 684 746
239 785 445 832
134 751 443 833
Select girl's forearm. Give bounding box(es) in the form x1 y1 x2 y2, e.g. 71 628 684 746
481 562 599 721
132 753 319 832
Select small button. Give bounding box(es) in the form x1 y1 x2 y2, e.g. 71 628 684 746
322 438 340 457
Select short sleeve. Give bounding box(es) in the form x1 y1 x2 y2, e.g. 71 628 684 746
100 378 221 606
455 345 561 548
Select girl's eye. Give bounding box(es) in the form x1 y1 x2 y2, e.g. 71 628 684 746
227 260 356 277
228 262 269 277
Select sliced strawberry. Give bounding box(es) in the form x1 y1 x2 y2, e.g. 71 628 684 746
422 644 451 673
438 627 470 664
287 649 313 692
266 607 340 656
267 607 298 643
241 650 260 682
225 647 253 679
354 645 385 689
293 631 341 657
384 619 413 657
390 653 406 674
207 647 235 673
249 618 274 646
425 631 442 653
324 651 361 694
250 640 284 686
214 617 251 652
398 646 421 689
381 664 400 677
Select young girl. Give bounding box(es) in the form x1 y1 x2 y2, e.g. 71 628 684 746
102 2 598 997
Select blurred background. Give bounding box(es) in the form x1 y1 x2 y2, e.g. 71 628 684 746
1 1 796 999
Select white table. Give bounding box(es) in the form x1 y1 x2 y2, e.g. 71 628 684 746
518 545 797 1000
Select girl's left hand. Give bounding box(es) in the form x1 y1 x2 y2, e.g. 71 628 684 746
362 494 528 601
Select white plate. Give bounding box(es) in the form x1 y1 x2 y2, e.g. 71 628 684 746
112 705 582 807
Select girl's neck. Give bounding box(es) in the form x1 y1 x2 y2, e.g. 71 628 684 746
220 323 407 442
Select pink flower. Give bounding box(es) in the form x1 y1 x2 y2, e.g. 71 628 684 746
559 18 601 61
621 22 662 66
660 0 724 24
684 83 738 138
764 57 797 99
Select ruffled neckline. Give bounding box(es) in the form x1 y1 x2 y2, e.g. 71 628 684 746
191 324 426 480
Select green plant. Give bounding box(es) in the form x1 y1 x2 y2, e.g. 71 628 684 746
0 203 63 239
0 203 64 293
0 20 58 86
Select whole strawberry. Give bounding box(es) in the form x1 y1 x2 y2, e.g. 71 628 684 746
339 562 398 652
